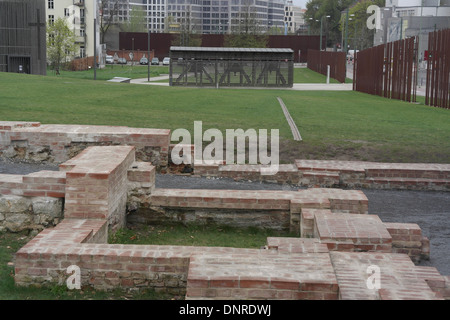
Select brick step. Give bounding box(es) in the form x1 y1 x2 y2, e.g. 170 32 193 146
331 251 444 300
150 188 294 210
365 168 450 180
295 159 367 173
296 160 450 179
365 177 449 189
302 171 340 177
150 188 368 214
186 250 339 300
313 212 393 253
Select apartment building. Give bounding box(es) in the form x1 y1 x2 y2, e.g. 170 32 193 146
121 0 286 34
375 0 450 62
284 0 304 34
46 0 100 58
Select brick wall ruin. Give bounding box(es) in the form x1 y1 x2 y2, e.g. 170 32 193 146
1 121 449 299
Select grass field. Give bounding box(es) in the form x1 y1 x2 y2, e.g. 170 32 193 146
47 64 345 84
109 224 293 248
46 65 170 81
1 71 449 163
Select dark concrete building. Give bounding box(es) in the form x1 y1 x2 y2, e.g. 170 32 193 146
0 0 46 75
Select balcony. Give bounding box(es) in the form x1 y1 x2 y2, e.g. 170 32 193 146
73 0 84 7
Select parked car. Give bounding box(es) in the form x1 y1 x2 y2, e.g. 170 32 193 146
117 58 127 64
162 57 170 66
140 57 148 65
106 55 114 64
151 57 160 65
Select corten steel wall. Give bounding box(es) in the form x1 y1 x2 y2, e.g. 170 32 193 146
119 33 321 63
0 0 46 75
354 37 417 103
425 29 450 109
307 50 346 83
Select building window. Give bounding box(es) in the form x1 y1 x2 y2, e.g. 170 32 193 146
48 0 54 9
64 8 70 17
48 15 55 26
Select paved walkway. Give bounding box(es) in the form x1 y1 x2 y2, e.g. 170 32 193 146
130 77 354 91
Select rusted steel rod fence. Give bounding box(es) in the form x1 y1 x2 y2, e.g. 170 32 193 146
426 29 450 109
353 37 417 103
307 50 347 83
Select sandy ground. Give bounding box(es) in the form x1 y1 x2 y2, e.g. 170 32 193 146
1 159 449 276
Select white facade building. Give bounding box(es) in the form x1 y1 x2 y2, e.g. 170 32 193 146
119 0 286 34
46 0 101 59
284 1 304 34
376 0 450 65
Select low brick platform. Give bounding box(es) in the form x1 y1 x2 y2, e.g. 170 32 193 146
314 212 393 253
194 159 450 191
186 250 339 300
331 251 444 300
0 121 170 170
148 188 368 231
0 170 66 198
296 159 450 190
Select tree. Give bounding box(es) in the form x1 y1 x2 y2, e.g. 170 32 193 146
122 5 147 33
224 33 268 48
99 0 121 44
170 6 202 47
224 3 268 48
304 0 354 49
47 17 78 74
339 0 385 51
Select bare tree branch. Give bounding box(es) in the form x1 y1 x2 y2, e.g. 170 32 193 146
99 0 121 44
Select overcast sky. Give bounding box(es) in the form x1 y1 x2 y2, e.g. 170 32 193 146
292 0 308 9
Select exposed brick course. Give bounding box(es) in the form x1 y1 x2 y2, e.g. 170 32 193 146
194 159 450 191
0 122 170 170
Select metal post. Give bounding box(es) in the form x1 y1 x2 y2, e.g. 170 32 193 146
148 29 150 82
94 18 97 80
327 65 330 84
320 17 323 51
345 10 349 56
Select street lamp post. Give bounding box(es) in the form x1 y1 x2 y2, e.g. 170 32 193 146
147 29 150 82
344 9 349 56
320 15 330 51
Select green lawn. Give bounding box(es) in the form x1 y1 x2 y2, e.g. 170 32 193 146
47 64 169 81
50 65 345 84
109 224 293 248
1 71 449 164
293 67 343 84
